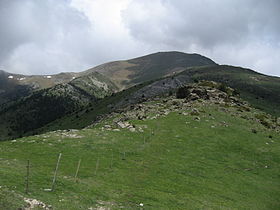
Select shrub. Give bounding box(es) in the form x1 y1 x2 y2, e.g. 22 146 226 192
176 86 190 99
218 83 228 93
251 129 257 134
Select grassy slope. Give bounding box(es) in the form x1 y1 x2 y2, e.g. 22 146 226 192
0 99 279 209
187 65 280 116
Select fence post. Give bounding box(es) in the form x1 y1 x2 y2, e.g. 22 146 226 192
51 153 62 191
25 160 30 194
74 159 81 182
95 158 99 175
110 151 113 169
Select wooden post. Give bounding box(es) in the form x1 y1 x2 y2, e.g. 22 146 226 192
25 160 30 194
95 158 99 175
110 151 113 169
51 153 62 191
74 159 81 182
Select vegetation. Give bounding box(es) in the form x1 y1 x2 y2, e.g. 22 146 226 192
0 95 279 209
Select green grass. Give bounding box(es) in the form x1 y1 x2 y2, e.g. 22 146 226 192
0 100 279 209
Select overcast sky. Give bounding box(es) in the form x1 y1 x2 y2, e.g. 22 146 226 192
0 0 279 76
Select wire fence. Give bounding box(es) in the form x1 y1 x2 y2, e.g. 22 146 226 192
1 129 158 194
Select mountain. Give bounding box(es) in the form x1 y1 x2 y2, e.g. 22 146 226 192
37 64 280 135
0 51 217 140
0 51 216 106
0 52 279 141
0 70 78 106
0 83 279 209
85 51 217 90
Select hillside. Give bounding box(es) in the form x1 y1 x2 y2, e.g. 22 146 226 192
38 65 280 135
0 84 279 209
185 65 280 116
0 72 117 140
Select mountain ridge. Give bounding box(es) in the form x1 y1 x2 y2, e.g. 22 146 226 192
0 52 279 141
0 51 216 105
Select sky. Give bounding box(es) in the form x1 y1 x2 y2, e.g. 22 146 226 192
0 0 279 76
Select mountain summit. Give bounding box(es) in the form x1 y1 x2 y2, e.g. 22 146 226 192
86 51 217 89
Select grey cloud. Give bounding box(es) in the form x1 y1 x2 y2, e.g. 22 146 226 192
122 0 280 76
0 0 145 74
0 0 93 74
0 0 279 76
123 0 280 48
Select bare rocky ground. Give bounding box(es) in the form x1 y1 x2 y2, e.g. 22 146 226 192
95 82 279 134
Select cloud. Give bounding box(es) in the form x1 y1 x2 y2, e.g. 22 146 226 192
0 0 279 76
0 0 94 74
123 0 280 76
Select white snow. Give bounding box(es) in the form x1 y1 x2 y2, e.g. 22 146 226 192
8 75 14 79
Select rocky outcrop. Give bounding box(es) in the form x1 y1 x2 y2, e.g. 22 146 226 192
91 83 253 133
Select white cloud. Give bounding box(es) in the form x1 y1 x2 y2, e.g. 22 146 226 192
0 0 279 76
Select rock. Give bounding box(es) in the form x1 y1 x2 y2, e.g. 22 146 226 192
189 93 200 101
129 127 136 132
218 92 227 99
24 198 50 210
194 116 200 121
276 117 280 125
190 108 200 116
117 121 130 128
138 127 144 132
192 88 208 98
172 99 182 106
137 113 146 120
